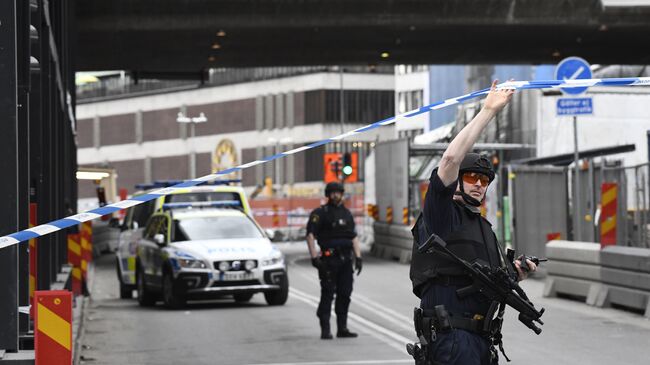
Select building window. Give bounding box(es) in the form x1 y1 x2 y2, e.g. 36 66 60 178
396 65 429 75
397 90 424 114
398 129 424 140
306 90 395 125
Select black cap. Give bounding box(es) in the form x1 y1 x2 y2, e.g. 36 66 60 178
459 153 495 182
325 182 345 197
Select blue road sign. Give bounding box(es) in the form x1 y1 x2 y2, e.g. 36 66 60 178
557 97 593 116
555 57 592 95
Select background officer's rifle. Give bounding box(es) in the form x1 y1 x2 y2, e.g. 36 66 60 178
418 233 545 335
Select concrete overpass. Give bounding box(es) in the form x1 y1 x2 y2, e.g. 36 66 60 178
77 0 650 75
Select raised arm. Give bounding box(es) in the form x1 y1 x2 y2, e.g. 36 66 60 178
437 80 514 186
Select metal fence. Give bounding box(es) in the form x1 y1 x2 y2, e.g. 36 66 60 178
509 160 650 251
600 161 650 248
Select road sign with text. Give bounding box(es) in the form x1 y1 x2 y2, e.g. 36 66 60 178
557 98 593 116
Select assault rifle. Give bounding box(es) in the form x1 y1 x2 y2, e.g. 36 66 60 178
418 233 545 335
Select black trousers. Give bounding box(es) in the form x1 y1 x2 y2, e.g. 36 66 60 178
316 255 354 330
422 284 497 365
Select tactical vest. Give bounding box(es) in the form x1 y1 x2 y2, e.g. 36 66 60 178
316 204 356 247
409 201 506 298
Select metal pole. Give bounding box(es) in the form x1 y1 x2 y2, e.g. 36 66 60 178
0 0 20 351
190 122 196 179
275 141 281 186
339 67 345 184
573 116 581 241
498 149 505 244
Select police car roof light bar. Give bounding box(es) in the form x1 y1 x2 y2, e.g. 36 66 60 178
162 200 242 211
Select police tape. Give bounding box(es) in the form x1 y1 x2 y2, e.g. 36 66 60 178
1 76 649 250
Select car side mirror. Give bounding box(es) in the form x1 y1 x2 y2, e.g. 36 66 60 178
265 229 275 240
153 233 166 245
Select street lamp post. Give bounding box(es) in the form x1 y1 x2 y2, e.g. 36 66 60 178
177 111 207 179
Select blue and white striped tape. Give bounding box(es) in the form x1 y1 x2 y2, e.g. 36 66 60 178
2 76 650 250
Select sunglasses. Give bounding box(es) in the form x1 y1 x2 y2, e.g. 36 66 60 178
462 172 490 187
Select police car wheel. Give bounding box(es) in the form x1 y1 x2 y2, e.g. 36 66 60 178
136 268 156 307
264 275 289 306
234 293 254 303
162 271 186 309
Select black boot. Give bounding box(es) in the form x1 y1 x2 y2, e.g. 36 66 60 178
320 320 333 340
336 328 358 338
336 314 358 338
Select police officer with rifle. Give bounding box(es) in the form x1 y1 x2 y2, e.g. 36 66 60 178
407 81 544 364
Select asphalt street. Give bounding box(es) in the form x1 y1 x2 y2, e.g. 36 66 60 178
79 242 650 365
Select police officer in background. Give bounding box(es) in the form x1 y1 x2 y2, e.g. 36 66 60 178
307 182 362 340
410 80 537 364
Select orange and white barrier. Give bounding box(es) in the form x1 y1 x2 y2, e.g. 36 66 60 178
35 290 72 365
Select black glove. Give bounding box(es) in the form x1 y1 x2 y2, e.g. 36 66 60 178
311 257 322 269
355 257 363 276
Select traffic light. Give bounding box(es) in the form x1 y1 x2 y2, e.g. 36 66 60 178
331 159 341 175
342 152 353 176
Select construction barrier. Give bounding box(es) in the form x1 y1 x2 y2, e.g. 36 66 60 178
366 204 379 221
35 290 72 365
29 203 38 317
386 206 393 224
80 221 93 281
600 182 617 248
272 204 280 228
402 207 409 225
546 232 561 241
544 240 650 318
371 222 412 264
67 233 82 296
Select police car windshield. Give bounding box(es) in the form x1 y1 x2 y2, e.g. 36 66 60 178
174 216 263 241
166 192 241 204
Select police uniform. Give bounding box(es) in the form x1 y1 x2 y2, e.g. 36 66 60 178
307 197 358 339
409 154 514 365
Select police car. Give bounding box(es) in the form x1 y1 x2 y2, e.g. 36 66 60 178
135 202 288 308
115 180 251 299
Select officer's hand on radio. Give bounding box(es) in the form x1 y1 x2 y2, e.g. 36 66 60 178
355 257 363 276
311 257 322 270
514 257 537 281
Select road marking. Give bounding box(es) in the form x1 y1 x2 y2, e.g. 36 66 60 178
290 288 413 354
246 360 413 365
289 258 414 332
